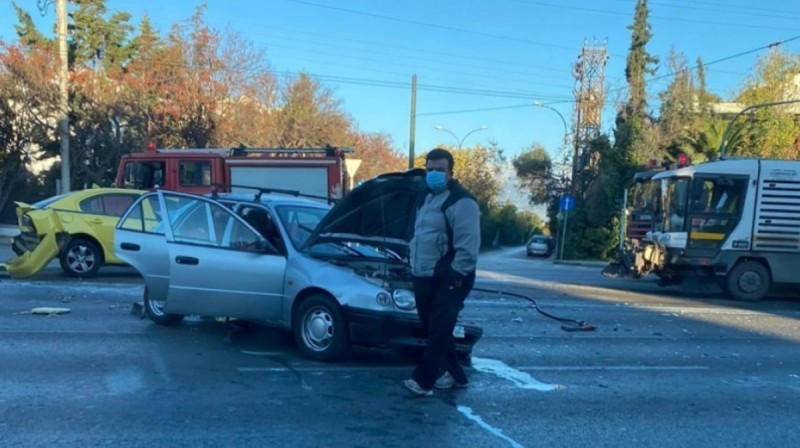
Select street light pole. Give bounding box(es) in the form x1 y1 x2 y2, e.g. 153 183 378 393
533 102 571 261
435 125 488 150
719 99 800 158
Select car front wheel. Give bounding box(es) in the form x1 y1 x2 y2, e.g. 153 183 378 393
144 287 184 326
293 294 349 361
60 238 102 278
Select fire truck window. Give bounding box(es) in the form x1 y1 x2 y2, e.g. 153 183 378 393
123 162 165 189
179 161 212 187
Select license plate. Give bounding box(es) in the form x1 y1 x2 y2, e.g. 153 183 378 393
453 325 465 339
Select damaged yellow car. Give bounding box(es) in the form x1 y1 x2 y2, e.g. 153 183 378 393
3 188 145 278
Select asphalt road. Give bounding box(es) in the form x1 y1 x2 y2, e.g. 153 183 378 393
1 245 799 447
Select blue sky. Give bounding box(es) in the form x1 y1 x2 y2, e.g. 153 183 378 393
2 0 800 165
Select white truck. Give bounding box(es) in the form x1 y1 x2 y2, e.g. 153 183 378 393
614 157 800 301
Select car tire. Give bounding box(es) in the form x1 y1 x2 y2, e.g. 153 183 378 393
144 287 184 326
726 260 771 302
59 238 102 278
293 294 349 362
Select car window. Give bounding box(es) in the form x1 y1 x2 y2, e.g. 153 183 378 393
32 192 79 209
119 195 163 234
163 194 274 253
79 194 138 217
179 161 212 187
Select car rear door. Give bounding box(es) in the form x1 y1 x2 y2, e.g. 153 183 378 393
157 190 287 322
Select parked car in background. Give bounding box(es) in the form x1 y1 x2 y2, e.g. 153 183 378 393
526 235 555 257
2 188 145 278
114 170 482 361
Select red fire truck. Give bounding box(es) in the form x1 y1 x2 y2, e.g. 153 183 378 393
114 144 356 200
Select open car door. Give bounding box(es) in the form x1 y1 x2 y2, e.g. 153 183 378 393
151 190 287 322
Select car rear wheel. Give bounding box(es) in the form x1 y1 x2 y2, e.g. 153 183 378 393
59 238 102 278
144 287 184 326
293 294 349 361
726 260 771 302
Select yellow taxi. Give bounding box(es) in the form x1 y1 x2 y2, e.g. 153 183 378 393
2 187 146 278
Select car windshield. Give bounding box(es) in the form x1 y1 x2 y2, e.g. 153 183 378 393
530 236 550 244
274 204 329 249
662 177 690 233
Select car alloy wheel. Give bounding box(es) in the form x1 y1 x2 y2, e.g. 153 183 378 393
60 238 102 278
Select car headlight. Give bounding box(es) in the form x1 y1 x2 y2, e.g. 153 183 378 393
392 289 416 310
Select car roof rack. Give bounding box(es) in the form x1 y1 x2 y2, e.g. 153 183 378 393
211 183 337 204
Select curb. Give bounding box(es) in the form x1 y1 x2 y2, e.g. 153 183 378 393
552 260 608 268
0 225 18 239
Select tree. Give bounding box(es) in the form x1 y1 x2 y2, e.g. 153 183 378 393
69 0 135 71
347 131 405 182
625 0 659 119
274 73 352 148
0 43 60 213
12 2 50 47
733 48 800 159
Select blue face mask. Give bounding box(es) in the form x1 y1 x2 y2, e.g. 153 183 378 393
425 170 447 189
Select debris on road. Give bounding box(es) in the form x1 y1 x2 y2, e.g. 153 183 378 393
30 307 71 315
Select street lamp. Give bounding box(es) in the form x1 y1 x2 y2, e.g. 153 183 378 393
435 125 488 150
719 99 800 158
532 101 571 261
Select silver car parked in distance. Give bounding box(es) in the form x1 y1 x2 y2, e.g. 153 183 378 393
114 170 482 361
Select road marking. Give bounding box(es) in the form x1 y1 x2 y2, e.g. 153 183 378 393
472 357 562 391
457 405 525 448
236 364 709 373
240 350 285 356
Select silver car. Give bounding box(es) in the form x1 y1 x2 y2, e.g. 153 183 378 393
114 170 482 361
526 235 554 257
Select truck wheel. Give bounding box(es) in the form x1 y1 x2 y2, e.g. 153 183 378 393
60 238 102 278
293 294 349 361
144 287 184 326
726 260 771 302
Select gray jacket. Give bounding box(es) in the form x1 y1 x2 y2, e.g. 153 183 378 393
410 183 481 278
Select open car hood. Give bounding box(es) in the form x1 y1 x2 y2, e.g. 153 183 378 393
303 169 427 254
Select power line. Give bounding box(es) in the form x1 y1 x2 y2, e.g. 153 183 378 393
278 0 581 52
641 0 800 22
647 0 800 18
500 0 800 32
419 34 800 116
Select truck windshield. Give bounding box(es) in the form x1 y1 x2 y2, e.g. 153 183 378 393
662 177 689 233
631 178 659 216
687 176 748 249
122 161 165 190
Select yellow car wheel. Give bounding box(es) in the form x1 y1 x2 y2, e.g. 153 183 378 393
59 238 102 278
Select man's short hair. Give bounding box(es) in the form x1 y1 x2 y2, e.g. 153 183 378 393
425 147 454 171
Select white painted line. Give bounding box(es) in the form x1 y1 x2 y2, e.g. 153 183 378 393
472 357 562 391
236 364 709 373
457 405 525 448
240 350 285 357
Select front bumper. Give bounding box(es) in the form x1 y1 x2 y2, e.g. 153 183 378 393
343 307 483 354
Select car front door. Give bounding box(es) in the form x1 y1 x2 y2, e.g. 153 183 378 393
115 194 171 302
158 191 286 322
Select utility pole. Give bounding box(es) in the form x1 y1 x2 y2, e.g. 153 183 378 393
408 74 417 169
572 38 608 193
57 0 71 193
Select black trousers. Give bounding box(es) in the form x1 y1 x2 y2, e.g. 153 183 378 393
411 272 475 390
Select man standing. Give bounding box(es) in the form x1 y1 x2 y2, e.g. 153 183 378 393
403 148 481 396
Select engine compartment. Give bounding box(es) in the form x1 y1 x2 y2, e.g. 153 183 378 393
331 258 413 290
